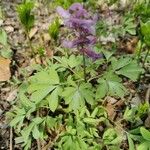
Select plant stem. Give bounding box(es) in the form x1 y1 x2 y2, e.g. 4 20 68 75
137 41 142 64
82 52 87 82
143 48 150 67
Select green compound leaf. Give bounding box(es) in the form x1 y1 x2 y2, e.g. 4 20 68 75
97 72 126 99
62 82 95 110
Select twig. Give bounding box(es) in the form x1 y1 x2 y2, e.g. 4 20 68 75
9 127 13 150
145 84 150 104
42 131 60 150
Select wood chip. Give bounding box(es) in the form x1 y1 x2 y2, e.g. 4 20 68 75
0 56 11 81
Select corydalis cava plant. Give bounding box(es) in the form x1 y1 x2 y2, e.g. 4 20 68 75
57 3 101 82
56 3 101 60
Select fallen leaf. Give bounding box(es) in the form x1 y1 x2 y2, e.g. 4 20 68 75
106 102 116 121
6 89 17 102
145 114 150 128
29 27 38 39
0 56 11 81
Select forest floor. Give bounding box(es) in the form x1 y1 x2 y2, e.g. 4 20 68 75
0 0 150 150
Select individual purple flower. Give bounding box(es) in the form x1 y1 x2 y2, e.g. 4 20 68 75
57 3 102 60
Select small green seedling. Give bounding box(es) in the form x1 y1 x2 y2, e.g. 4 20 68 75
17 1 35 54
48 18 60 42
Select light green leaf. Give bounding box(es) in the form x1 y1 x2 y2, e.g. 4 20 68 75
102 50 114 61
21 123 34 143
47 68 60 84
0 28 7 45
127 134 135 150
140 127 150 141
108 80 126 97
10 116 24 127
96 79 108 99
98 72 126 98
32 117 43 124
1 48 13 58
30 86 55 103
68 55 82 68
48 87 61 112
32 125 40 139
112 57 131 71
62 82 94 110
83 118 99 125
137 141 149 150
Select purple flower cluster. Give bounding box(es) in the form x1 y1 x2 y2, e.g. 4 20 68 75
57 3 102 60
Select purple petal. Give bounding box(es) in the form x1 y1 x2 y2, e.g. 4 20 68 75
87 36 96 45
69 3 83 11
62 40 76 48
84 47 102 60
69 3 87 18
56 6 70 19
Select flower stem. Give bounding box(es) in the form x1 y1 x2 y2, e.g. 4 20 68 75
82 52 87 82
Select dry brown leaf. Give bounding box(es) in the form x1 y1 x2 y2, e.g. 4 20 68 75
106 103 116 121
0 56 11 81
46 49 53 58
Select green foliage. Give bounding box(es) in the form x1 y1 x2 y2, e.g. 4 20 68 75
6 1 147 149
123 103 149 123
62 78 95 110
134 1 150 22
48 18 60 41
51 0 83 9
103 128 122 145
113 58 145 81
0 28 13 58
128 127 150 150
141 21 150 46
122 14 136 36
96 56 144 99
17 1 35 32
55 107 105 150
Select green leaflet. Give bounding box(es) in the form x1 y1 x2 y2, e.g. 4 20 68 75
137 141 150 150
127 134 135 150
47 86 62 112
0 28 7 45
62 82 94 110
140 127 150 141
